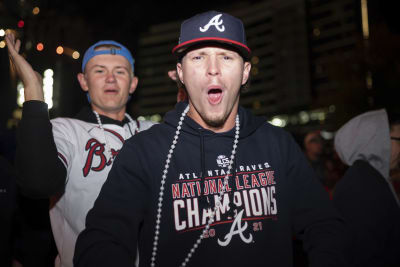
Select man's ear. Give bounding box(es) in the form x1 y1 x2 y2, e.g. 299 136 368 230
242 62 251 85
129 76 139 94
77 73 89 92
176 63 184 85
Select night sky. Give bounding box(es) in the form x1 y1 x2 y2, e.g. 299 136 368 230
1 0 400 127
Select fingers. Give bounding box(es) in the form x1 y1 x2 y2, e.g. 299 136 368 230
15 39 21 53
5 32 14 44
5 33 15 53
5 33 20 58
4 32 45 101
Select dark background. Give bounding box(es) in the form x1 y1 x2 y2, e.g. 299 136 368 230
0 0 264 125
1 0 400 128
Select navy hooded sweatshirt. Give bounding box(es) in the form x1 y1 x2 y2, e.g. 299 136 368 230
74 102 347 267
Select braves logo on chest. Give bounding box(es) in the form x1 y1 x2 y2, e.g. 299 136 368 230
82 128 125 177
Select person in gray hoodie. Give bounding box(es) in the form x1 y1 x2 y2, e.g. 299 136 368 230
333 109 400 267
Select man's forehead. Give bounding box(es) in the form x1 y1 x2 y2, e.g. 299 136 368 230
305 132 321 143
86 54 131 67
81 40 135 72
183 42 244 58
189 46 239 54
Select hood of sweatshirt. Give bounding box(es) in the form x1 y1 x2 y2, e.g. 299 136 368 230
334 109 391 180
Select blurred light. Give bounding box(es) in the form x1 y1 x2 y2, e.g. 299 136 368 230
318 112 326 121
299 111 309 124
16 70 55 109
43 69 54 109
269 117 287 128
310 112 319 121
251 56 259 65
17 20 25 28
0 29 5 37
56 46 64 55
13 109 22 120
138 115 160 122
0 41 5 48
313 28 320 37
251 67 258 76
32 7 40 15
25 41 32 50
62 47 81 59
320 131 334 140
366 71 373 89
44 69 54 76
361 0 369 39
72 51 80 59
150 114 162 122
17 81 25 107
329 105 336 113
36 42 44 51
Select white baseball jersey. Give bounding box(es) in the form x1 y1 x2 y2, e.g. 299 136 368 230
49 116 155 267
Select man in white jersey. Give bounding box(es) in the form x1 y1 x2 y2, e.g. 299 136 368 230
5 33 155 267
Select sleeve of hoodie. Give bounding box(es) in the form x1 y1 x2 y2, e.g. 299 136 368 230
74 138 149 267
16 100 66 198
282 131 348 267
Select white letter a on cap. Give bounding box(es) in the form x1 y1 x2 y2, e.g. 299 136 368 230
199 14 225 32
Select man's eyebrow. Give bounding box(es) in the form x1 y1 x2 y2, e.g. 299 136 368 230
114 66 130 70
92 64 106 68
189 51 206 56
91 64 129 70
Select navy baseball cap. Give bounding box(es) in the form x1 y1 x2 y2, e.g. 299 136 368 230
172 10 251 60
81 40 135 72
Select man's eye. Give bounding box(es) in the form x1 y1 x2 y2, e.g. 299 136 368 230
193 56 202 60
223 56 233 60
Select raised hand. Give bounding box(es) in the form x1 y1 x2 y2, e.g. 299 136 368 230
6 33 44 102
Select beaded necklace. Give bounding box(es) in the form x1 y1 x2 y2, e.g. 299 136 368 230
150 105 240 267
93 110 135 163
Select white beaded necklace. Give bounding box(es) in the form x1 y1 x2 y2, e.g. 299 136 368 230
150 105 240 267
93 110 135 163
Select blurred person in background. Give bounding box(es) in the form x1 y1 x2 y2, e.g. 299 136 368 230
333 109 400 267
303 131 329 186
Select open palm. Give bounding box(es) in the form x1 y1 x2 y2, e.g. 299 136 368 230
6 33 44 101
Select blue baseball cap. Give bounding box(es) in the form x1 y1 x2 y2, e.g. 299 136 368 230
81 40 135 72
172 10 251 60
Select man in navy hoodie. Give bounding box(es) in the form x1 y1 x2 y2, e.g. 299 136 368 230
74 10 348 267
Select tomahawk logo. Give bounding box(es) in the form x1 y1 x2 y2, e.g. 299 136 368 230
200 14 225 32
218 209 253 246
216 155 230 168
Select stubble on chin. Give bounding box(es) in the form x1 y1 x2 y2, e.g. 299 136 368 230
201 113 227 128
